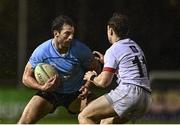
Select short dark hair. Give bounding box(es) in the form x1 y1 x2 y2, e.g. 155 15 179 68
107 13 129 39
51 15 75 32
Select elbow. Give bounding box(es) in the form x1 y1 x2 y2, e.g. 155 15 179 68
22 75 28 86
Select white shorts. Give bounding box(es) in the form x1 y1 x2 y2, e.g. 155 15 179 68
105 83 152 120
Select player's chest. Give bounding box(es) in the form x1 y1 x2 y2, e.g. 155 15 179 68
45 56 81 73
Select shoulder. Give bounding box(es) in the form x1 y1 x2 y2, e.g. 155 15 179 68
71 39 92 61
71 39 90 50
31 39 52 57
105 38 135 58
35 39 52 50
71 39 91 54
112 38 139 53
28 39 53 67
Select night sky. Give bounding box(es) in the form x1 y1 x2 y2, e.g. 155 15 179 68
0 0 180 78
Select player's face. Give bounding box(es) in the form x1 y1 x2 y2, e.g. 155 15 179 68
54 24 74 48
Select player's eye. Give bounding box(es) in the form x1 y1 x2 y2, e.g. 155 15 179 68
63 32 70 37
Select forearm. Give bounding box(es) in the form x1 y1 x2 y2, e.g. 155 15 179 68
22 75 43 91
90 73 111 88
83 81 92 88
84 71 114 88
89 58 102 74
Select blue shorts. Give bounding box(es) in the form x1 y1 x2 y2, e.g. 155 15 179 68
36 91 80 114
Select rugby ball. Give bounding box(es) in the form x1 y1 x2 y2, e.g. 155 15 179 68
34 63 58 85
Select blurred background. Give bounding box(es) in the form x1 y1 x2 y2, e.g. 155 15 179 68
0 0 179 123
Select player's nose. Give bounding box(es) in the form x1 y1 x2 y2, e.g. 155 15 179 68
68 34 73 41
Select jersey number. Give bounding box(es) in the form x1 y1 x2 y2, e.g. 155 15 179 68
132 56 146 77
129 45 148 78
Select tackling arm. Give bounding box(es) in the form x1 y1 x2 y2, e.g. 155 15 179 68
78 55 102 99
84 71 114 88
83 55 102 87
88 55 102 74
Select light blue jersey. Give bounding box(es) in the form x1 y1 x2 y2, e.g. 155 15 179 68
29 39 93 93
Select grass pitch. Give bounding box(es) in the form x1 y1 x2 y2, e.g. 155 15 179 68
0 87 179 124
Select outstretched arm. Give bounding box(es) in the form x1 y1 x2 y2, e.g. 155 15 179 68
83 70 114 88
93 51 104 64
78 54 102 99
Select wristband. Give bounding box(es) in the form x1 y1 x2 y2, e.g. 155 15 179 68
90 74 97 81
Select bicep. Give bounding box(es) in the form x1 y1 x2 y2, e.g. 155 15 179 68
23 63 34 79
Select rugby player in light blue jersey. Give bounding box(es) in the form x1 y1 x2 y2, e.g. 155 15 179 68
18 15 100 124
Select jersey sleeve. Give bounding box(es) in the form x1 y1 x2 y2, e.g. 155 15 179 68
103 47 118 73
80 45 93 70
28 46 44 69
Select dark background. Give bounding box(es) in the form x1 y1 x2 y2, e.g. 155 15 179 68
0 0 180 79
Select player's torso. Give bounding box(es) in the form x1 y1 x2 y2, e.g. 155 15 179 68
44 45 82 82
106 39 150 89
34 39 87 93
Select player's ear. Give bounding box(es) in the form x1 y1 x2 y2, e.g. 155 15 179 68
107 26 113 36
110 28 113 36
53 30 60 37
